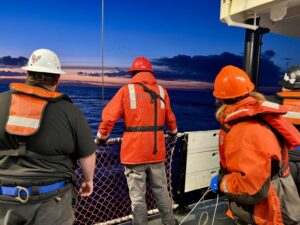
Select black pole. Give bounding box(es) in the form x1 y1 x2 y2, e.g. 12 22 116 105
243 18 269 89
174 134 190 214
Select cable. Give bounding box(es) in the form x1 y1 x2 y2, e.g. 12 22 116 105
198 211 209 225
101 0 105 108
179 187 211 225
211 194 219 225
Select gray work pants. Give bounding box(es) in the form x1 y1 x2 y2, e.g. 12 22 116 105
0 188 75 225
125 162 175 225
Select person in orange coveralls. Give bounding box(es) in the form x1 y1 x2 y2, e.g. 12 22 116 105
266 65 300 195
96 57 178 225
210 65 300 225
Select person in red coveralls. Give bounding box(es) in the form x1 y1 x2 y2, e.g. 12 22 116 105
96 57 178 225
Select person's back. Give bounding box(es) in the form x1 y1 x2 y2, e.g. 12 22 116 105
97 57 178 225
107 71 175 164
0 49 96 225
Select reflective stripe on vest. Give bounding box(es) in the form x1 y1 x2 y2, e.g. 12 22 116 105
128 84 136 109
7 116 39 130
158 85 165 109
283 98 300 125
222 177 228 193
128 84 165 110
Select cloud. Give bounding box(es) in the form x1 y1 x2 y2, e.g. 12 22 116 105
152 51 283 87
262 50 276 59
0 56 28 66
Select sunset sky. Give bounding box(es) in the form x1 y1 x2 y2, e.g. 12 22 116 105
1 0 300 69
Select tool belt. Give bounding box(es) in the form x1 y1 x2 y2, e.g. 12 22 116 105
0 180 67 203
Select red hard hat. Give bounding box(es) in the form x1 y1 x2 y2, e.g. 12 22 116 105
213 65 255 99
128 57 153 73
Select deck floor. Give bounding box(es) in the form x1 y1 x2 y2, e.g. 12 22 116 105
119 198 235 225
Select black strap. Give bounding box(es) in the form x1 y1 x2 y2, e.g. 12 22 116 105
0 145 26 157
0 144 69 162
220 124 231 133
24 151 69 161
137 83 165 103
137 83 165 154
125 126 164 132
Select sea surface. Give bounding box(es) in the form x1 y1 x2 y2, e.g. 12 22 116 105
0 83 220 135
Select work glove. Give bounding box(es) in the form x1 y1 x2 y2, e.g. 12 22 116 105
166 129 178 138
210 175 220 193
95 137 108 146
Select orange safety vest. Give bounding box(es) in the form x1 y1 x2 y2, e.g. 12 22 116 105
6 83 63 136
277 91 300 125
218 97 300 225
98 72 177 164
1 83 67 159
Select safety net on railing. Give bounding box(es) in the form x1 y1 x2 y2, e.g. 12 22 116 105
75 135 182 225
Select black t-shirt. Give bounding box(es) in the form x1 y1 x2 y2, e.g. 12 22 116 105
0 91 97 185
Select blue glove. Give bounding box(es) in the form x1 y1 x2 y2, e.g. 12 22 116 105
295 146 300 151
210 175 219 193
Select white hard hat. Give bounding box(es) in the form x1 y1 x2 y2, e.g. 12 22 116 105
22 49 66 74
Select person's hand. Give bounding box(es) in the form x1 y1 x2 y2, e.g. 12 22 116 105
95 132 109 146
210 175 220 193
166 129 178 138
95 137 108 146
79 181 93 197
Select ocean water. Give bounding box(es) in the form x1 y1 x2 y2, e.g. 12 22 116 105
0 83 220 135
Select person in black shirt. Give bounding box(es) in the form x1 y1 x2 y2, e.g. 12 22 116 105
0 49 97 225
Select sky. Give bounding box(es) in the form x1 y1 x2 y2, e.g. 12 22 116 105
0 0 300 69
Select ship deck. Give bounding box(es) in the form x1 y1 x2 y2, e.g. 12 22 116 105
119 197 234 225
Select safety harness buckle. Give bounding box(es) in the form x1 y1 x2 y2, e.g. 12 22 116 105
15 186 30 203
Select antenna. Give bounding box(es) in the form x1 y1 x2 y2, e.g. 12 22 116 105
101 0 105 107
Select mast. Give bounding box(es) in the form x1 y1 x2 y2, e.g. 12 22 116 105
243 18 269 89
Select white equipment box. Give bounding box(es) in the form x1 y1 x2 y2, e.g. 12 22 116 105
184 130 220 192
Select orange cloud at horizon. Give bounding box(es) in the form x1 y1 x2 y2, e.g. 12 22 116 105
0 67 213 90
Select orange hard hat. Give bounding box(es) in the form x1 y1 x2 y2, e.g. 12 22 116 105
213 65 255 99
128 57 153 73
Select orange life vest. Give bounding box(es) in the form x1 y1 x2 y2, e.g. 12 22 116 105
276 91 300 125
5 83 64 136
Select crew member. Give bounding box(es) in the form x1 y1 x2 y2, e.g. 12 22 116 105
96 57 178 225
210 65 300 225
0 49 97 225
